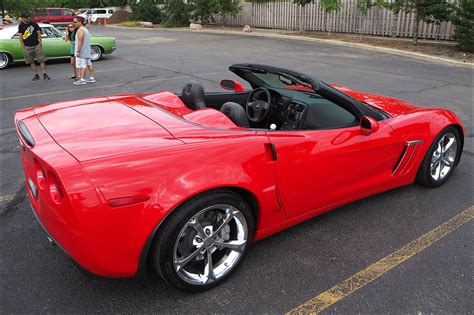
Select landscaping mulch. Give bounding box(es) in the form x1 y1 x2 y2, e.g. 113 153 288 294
206 26 473 63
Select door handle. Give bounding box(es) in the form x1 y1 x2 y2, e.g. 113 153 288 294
265 143 277 161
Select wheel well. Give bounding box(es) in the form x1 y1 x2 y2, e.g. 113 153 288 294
451 124 464 149
135 186 260 278
91 44 104 53
0 52 12 61
450 124 464 166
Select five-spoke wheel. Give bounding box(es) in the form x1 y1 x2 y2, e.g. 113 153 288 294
416 126 461 187
152 190 254 292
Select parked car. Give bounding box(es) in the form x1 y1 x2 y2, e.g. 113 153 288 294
15 64 464 292
33 8 74 27
0 23 116 69
77 7 116 22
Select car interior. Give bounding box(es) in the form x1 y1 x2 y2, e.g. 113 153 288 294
177 79 375 131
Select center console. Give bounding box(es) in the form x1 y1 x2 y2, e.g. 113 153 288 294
281 101 307 130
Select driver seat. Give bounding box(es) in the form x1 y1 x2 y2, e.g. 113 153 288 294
220 102 249 128
181 81 206 110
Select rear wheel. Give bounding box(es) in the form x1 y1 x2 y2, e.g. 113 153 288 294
90 45 102 61
416 126 461 187
151 190 255 292
0 53 11 69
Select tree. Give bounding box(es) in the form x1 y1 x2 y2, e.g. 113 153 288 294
217 0 241 26
321 0 341 35
450 0 474 52
390 0 452 45
356 0 387 37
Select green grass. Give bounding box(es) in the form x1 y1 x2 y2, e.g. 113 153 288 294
121 20 143 27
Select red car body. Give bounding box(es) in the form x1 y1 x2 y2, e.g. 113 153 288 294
32 8 74 26
15 65 464 279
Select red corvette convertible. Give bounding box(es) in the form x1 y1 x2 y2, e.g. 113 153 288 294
15 64 464 292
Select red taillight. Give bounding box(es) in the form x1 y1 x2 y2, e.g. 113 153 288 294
35 160 46 189
108 196 150 208
48 171 64 204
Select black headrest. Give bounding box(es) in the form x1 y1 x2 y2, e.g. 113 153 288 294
220 102 249 128
181 80 206 110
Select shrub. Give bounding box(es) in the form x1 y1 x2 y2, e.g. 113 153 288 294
190 0 220 24
130 0 162 24
451 0 474 52
162 0 190 26
121 20 143 27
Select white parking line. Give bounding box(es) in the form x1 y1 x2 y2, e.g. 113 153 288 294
0 66 149 84
0 194 16 203
0 75 191 101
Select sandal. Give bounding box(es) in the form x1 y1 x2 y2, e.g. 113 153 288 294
69 75 78 79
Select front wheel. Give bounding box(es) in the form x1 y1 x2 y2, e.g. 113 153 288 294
151 190 255 292
0 53 11 69
416 126 461 187
90 45 102 61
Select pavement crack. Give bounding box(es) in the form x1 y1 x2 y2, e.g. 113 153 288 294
0 182 26 218
387 83 452 97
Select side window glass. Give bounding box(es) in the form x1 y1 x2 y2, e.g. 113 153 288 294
49 9 62 16
41 27 53 38
64 10 73 16
36 9 47 16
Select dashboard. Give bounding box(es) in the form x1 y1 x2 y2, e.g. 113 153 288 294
266 88 309 130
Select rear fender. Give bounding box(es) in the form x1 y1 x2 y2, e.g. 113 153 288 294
82 135 284 275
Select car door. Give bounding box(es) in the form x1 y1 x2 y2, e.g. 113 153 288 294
40 26 69 58
266 103 402 219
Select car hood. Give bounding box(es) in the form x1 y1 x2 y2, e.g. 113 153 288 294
35 99 183 162
331 84 422 117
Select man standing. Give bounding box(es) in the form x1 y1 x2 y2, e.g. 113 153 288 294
18 12 50 81
73 16 95 85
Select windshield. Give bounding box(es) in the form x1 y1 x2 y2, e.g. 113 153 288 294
238 68 315 92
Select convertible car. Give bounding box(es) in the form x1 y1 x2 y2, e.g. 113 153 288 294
0 23 115 69
15 64 464 292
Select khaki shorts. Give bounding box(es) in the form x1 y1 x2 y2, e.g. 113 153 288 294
23 45 46 64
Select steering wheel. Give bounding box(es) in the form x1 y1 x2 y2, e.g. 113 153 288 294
246 87 272 123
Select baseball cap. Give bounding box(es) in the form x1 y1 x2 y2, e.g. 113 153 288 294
20 12 31 18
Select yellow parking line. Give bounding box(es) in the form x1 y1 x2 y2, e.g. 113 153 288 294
0 194 16 203
287 206 474 315
0 75 190 101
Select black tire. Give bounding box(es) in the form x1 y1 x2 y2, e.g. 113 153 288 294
0 52 11 69
416 126 461 187
151 189 255 292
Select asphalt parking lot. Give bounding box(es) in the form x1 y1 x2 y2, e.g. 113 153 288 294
0 26 472 313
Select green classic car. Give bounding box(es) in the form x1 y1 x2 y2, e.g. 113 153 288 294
0 23 116 69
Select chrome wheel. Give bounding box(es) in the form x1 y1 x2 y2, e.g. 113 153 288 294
0 53 9 69
173 204 248 286
90 46 102 61
430 133 457 181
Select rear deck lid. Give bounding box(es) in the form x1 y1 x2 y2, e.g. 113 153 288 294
36 101 183 161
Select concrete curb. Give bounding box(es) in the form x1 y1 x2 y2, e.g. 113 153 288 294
107 25 473 68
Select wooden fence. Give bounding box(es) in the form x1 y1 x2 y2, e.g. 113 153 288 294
214 1 454 40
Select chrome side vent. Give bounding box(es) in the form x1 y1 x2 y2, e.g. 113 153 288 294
392 140 424 176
